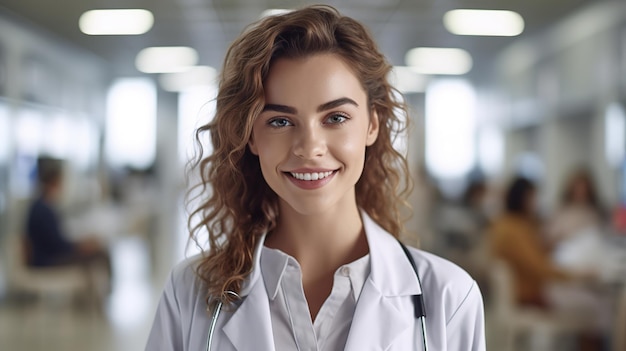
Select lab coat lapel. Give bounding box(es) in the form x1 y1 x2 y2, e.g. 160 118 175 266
222 280 276 351
344 279 411 351
344 211 422 350
223 234 275 351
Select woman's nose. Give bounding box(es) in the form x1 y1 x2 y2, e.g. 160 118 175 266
293 125 326 159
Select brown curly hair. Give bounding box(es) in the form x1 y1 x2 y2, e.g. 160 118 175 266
187 4 412 308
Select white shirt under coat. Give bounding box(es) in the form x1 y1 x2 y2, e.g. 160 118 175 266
262 246 369 351
145 212 486 351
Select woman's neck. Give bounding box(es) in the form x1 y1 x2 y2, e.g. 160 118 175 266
265 201 369 321
265 201 369 274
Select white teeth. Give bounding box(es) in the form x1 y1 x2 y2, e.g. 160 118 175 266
290 171 333 181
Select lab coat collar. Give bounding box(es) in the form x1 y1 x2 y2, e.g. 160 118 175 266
238 232 266 297
342 212 419 350
223 272 276 351
223 210 420 351
361 210 422 296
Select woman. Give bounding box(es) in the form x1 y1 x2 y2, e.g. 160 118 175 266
489 177 607 350
489 177 571 307
146 6 485 351
548 168 605 243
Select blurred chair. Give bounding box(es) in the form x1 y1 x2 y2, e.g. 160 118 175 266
489 259 584 351
6 233 94 305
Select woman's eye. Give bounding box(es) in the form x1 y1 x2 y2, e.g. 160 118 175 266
268 118 292 128
326 114 349 124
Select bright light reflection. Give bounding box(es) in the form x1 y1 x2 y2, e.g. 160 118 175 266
135 46 198 73
425 79 476 179
79 9 154 35
405 47 473 75
444 9 524 36
478 126 504 176
605 103 626 168
43 114 73 159
15 108 44 155
107 237 151 329
105 78 157 169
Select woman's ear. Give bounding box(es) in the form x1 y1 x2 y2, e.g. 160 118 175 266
248 136 259 155
366 109 380 146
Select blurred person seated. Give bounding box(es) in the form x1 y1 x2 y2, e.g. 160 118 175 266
25 157 112 295
548 168 606 244
489 176 609 351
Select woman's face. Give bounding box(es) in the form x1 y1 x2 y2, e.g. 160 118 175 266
248 53 379 216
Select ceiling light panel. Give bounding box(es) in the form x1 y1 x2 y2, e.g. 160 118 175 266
135 47 199 73
405 47 473 75
444 9 524 36
79 9 154 35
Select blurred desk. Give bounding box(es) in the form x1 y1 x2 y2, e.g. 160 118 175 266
552 228 626 351
553 228 626 284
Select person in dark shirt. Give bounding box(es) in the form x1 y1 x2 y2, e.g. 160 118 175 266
27 196 76 266
25 157 111 292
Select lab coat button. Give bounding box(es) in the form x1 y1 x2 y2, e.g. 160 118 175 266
340 266 350 276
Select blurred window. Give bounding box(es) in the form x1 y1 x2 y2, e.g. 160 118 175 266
478 126 504 176
425 79 476 179
105 78 156 169
15 107 44 156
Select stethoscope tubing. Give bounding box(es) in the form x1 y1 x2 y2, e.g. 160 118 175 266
206 300 223 351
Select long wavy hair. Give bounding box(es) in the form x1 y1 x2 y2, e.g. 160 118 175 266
188 5 412 308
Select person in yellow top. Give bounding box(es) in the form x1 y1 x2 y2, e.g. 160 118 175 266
489 177 571 307
489 176 611 350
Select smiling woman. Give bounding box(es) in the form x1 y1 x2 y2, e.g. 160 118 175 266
248 54 379 217
146 5 486 351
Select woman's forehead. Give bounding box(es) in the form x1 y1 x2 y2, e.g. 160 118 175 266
263 53 367 109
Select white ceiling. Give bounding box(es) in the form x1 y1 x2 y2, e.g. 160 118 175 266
0 0 598 81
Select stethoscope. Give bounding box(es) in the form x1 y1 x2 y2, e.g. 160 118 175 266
206 239 428 351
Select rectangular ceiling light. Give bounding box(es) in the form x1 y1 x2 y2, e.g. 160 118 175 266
79 9 154 35
135 46 198 73
405 47 472 75
444 9 524 36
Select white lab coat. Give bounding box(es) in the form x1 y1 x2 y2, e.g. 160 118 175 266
146 213 486 351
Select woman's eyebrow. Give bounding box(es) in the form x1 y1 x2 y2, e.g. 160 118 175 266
317 97 359 112
262 104 297 114
262 97 358 114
